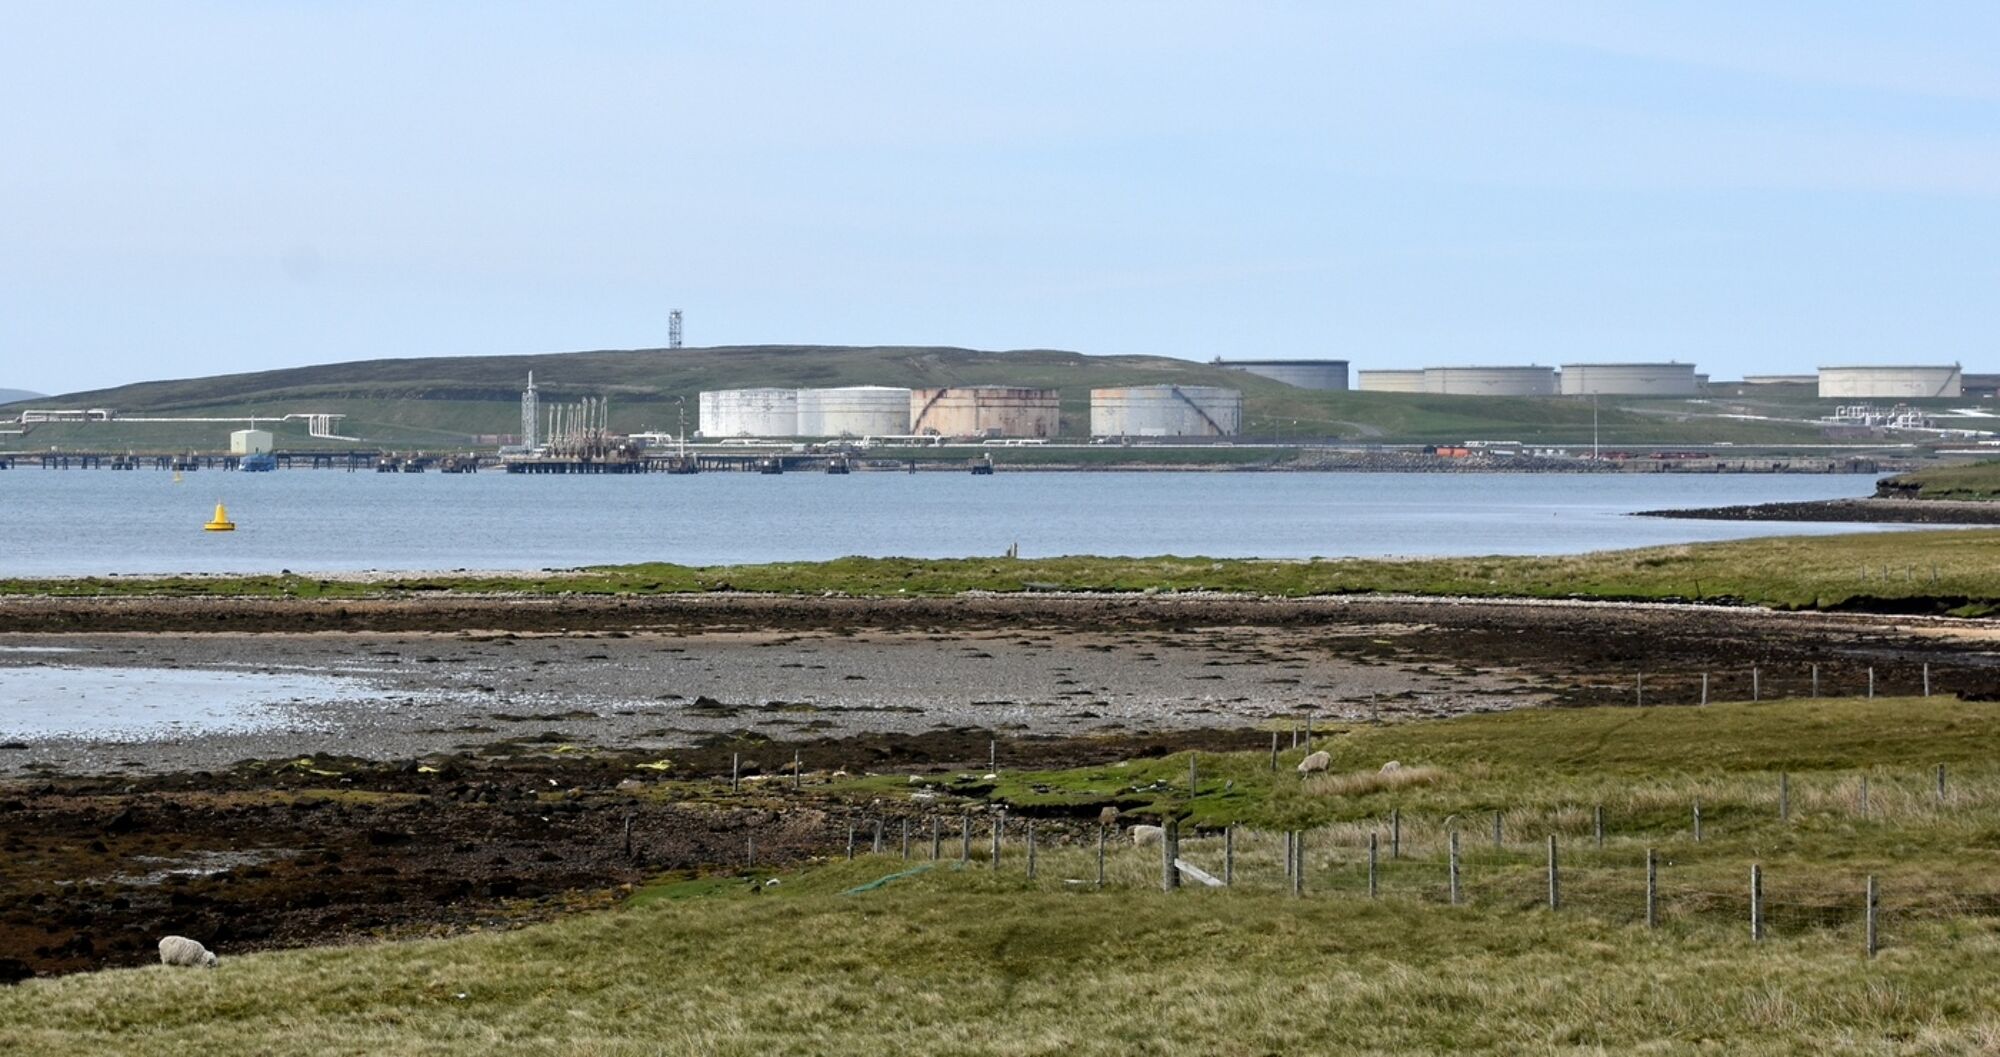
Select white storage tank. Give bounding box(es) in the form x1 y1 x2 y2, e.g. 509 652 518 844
229 428 273 455
1559 363 1700 396
796 386 911 437
1357 370 1425 393
1213 359 1350 390
910 387 1061 438
1090 386 1242 437
699 388 799 437
1817 365 1963 399
1421 366 1558 396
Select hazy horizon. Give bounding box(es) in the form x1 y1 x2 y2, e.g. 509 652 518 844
7 3 1998 395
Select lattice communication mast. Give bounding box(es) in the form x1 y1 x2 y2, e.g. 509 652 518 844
668 310 683 350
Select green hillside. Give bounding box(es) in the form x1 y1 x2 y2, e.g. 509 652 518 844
1 345 1842 449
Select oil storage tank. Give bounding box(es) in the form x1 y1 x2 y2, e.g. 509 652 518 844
1817 365 1962 399
910 387 1061 438
699 388 799 437
795 386 912 437
1356 369 1425 393
1213 359 1349 390
1559 363 1699 396
1422 366 1557 396
1090 386 1242 437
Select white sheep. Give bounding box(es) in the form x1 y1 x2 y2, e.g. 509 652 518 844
158 936 218 969
1297 750 1331 774
1130 824 1165 846
1380 760 1402 773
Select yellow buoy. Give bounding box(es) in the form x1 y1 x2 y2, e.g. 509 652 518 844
203 502 235 532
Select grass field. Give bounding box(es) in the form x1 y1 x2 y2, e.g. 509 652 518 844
9 528 1999 615
7 695 2000 1055
1880 459 2000 501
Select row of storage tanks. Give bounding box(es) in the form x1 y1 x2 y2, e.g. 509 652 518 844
1355 363 1706 396
700 386 1244 439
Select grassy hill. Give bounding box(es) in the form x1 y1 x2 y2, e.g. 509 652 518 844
1878 459 2000 501
1 345 1844 449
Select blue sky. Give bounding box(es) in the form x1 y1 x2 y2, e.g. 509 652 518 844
5 2 1998 395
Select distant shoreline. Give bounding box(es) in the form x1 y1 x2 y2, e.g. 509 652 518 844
1638 497 2000 524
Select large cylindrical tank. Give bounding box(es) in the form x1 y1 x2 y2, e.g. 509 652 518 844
1089 386 1242 437
1213 359 1349 390
1356 370 1425 393
1421 366 1558 396
1558 363 1699 396
795 386 912 436
909 387 1061 437
1817 365 1963 399
699 388 798 437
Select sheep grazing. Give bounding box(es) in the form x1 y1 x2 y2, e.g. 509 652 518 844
1097 806 1120 827
1130 824 1165 846
158 936 218 969
1380 761 1403 774
1297 750 1331 774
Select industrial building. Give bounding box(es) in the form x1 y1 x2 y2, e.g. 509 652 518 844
700 388 799 437
910 387 1061 438
1558 363 1700 396
1356 370 1425 393
1089 386 1241 437
794 386 912 437
1212 359 1349 390
1421 366 1558 397
1817 365 1963 399
229 428 273 455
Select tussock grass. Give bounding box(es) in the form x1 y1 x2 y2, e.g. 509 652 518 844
1304 763 1445 798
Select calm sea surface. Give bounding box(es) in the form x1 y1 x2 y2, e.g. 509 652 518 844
0 470 1908 576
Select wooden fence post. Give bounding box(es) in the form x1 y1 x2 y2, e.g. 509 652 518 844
731 752 740 793
846 823 856 860
1750 863 1764 942
1547 834 1560 911
1096 824 1107 887
746 833 755 868
1635 671 1643 707
1189 753 1198 798
793 749 802 791
1304 713 1313 748
1936 763 1947 802
1752 666 1760 702
1923 663 1932 698
1162 818 1181 892
621 812 633 860
1701 672 1708 706
1693 798 1703 843
1391 807 1402 859
1367 832 1379 899
1866 875 1879 957
989 738 997 773
901 819 910 860
1291 830 1304 898
1027 822 1037 879
1448 829 1461 906
1594 804 1605 849
1780 772 1790 823
1645 847 1658 928
960 817 970 864
1859 775 1870 818
1492 810 1503 849
1811 663 1819 698
1224 825 1235 886
930 816 940 861
991 811 1004 869
1270 730 1279 771
872 819 883 855
1868 667 1875 699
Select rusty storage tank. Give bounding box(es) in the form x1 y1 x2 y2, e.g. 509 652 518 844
795 386 912 436
1356 369 1425 392
1089 386 1241 437
699 388 799 437
909 387 1061 438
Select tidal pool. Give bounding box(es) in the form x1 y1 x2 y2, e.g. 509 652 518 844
0 665 363 741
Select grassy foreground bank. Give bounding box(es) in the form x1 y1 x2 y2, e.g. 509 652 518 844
7 696 2000 1055
8 528 2000 615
